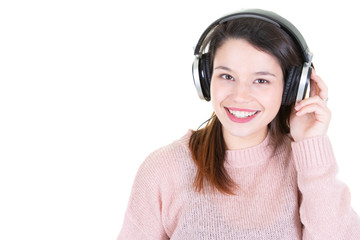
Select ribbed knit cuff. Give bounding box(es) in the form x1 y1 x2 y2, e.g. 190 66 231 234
291 135 336 172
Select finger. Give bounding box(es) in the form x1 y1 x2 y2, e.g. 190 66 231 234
295 95 327 111
309 70 328 99
309 70 319 97
295 103 331 121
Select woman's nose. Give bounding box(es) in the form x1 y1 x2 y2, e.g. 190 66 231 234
232 81 252 102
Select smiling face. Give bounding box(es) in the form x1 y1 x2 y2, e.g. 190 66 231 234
210 38 284 149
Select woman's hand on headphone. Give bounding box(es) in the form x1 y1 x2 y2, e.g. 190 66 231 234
290 70 331 142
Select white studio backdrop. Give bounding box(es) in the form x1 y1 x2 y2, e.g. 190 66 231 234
0 0 359 239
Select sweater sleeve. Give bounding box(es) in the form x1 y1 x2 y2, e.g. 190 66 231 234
292 136 360 239
117 153 169 240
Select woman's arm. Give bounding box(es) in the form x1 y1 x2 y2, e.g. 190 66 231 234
290 70 360 238
292 136 360 239
117 153 169 240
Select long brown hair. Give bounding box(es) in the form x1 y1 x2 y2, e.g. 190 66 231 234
189 18 302 195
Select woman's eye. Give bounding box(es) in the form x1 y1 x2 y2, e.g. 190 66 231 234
220 74 234 81
254 79 269 84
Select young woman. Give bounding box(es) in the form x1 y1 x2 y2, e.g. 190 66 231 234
118 9 360 239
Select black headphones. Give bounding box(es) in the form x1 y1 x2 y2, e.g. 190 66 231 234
192 9 313 106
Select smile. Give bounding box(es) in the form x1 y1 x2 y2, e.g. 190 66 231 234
228 109 258 118
225 107 260 123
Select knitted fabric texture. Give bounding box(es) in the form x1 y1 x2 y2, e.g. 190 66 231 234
118 131 360 239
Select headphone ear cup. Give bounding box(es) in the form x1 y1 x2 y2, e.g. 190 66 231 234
282 66 302 106
199 53 212 101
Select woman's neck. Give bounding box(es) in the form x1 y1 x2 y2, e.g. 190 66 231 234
223 127 268 150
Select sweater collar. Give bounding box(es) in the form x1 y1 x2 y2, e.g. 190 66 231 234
224 133 273 168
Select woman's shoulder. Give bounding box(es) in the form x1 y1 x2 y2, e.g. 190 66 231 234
138 130 194 175
147 130 192 159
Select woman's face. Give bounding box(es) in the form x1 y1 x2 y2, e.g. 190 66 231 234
210 38 284 149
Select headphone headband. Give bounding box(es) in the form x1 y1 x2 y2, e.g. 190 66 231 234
194 9 312 63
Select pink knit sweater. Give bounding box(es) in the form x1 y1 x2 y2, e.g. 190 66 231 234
118 131 360 239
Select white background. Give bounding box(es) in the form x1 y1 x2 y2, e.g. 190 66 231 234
0 0 359 239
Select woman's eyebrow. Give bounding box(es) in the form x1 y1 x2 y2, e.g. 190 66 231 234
214 67 277 77
255 71 277 77
214 66 233 72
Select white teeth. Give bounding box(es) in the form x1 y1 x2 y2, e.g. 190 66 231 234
228 109 258 118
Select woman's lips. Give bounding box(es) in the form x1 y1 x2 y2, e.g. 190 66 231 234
225 107 260 123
